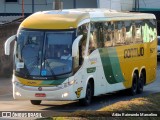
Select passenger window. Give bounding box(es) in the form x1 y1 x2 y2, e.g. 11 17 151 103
121 21 126 44
77 24 88 65
135 20 143 43
125 21 132 44
89 23 98 54
95 23 104 48
115 21 125 46
103 22 113 47
141 20 150 42
148 19 157 42
131 22 136 43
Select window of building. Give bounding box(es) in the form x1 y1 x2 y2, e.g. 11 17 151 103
5 0 18 2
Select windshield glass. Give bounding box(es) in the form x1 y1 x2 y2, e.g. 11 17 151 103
43 32 73 76
16 30 43 76
15 30 75 78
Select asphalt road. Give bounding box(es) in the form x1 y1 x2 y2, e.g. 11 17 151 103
0 61 160 112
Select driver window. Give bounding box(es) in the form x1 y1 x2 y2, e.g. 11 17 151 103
77 23 88 65
61 48 72 60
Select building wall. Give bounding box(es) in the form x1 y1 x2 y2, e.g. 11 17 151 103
139 0 160 11
0 0 98 14
0 1 5 13
99 0 160 11
99 0 134 11
58 0 97 9
0 0 54 13
121 0 134 11
61 0 73 9
1 0 160 14
76 0 97 8
99 0 121 11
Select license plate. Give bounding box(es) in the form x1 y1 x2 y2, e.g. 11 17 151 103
35 93 46 97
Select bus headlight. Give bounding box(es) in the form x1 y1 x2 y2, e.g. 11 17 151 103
68 80 75 85
15 91 21 96
62 92 69 98
57 80 75 89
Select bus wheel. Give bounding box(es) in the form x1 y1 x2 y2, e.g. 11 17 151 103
79 82 92 106
137 72 144 94
30 100 42 105
130 73 138 96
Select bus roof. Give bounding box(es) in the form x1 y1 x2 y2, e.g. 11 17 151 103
20 9 156 30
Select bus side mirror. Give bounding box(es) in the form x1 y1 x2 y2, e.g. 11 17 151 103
72 35 83 57
4 35 16 55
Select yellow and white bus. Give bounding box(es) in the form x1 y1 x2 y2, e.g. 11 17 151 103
5 9 157 106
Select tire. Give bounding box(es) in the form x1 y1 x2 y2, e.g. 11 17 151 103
30 100 42 105
137 72 144 94
129 73 138 96
79 82 93 106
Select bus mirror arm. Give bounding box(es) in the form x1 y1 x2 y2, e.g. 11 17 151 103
72 35 83 57
4 35 16 55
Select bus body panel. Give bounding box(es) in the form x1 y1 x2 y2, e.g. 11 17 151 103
13 75 78 100
81 49 126 96
116 39 157 88
20 11 89 30
9 9 157 102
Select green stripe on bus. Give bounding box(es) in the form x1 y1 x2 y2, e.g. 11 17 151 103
99 47 124 84
87 67 96 73
41 78 66 85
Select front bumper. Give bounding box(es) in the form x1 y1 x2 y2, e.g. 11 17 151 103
13 81 77 101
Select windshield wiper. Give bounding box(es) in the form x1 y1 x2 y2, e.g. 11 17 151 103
44 58 56 77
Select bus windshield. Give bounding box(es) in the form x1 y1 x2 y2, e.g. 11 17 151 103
16 30 75 78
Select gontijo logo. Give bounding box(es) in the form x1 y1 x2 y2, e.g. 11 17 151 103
124 47 144 58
